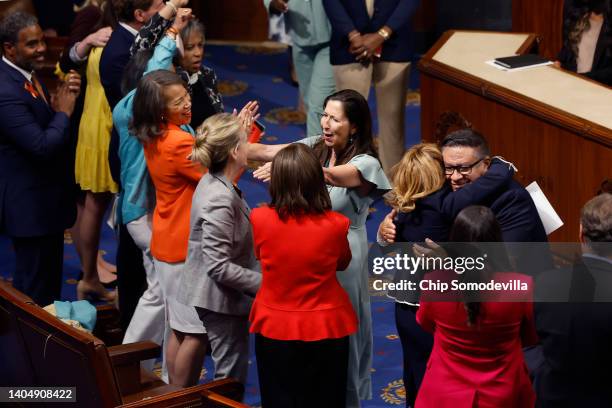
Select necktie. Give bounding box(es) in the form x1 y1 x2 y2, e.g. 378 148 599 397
31 73 48 104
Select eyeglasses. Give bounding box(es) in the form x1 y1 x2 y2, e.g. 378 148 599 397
444 158 484 176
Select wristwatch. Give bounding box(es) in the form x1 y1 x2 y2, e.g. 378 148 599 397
377 28 390 41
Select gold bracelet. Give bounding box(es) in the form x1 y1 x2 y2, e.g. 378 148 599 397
377 28 390 41
167 26 179 36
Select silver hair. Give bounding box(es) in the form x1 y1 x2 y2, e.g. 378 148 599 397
0 12 38 49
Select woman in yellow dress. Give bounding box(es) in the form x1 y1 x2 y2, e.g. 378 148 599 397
73 44 118 301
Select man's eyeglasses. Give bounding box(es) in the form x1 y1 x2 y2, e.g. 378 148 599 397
444 158 484 176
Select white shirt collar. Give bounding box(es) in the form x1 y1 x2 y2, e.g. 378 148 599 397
2 55 32 82
119 22 139 37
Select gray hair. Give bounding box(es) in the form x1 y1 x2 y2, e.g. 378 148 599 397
581 193 612 257
180 19 205 44
0 12 38 48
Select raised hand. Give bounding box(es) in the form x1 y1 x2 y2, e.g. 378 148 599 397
85 26 112 48
235 100 260 132
253 161 272 182
172 8 193 32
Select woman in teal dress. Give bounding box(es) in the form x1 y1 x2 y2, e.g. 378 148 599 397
249 89 391 407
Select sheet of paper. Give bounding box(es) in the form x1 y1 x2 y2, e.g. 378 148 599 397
525 181 564 235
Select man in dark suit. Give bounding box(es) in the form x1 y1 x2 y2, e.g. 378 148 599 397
439 129 548 243
379 129 548 244
0 11 80 305
99 0 165 332
100 0 164 110
535 193 612 407
323 0 419 174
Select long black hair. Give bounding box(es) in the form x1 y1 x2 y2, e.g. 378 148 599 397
449 206 509 326
312 89 378 166
129 70 187 143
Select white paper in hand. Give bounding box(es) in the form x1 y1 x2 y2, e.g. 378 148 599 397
525 181 563 235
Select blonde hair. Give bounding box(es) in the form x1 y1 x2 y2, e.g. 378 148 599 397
386 143 445 213
191 113 245 173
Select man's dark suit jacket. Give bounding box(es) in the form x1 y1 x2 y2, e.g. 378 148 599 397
100 23 135 183
535 255 612 407
100 24 135 110
485 180 548 243
401 176 547 243
0 59 75 237
323 0 419 65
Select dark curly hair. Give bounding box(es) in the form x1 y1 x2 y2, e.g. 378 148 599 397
563 0 612 61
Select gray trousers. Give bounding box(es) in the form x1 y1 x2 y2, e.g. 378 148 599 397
196 308 250 385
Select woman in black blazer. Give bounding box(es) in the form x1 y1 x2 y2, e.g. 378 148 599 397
382 143 514 407
558 0 612 85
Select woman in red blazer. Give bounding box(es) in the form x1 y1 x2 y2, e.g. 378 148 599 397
249 143 357 408
416 206 538 408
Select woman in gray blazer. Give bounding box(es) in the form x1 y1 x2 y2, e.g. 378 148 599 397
177 112 261 390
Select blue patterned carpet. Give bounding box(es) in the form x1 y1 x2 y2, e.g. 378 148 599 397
0 43 421 407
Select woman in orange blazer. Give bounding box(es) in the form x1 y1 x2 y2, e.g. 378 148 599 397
249 143 358 408
416 206 538 408
131 69 206 387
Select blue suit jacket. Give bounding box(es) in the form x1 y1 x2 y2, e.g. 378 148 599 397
100 24 135 110
100 24 135 183
486 180 548 243
323 0 419 65
0 59 76 237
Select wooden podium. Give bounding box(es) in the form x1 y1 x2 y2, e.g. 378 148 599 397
418 31 612 242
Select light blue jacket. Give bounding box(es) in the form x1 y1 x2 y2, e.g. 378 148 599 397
114 36 194 224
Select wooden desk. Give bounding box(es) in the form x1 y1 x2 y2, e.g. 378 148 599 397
419 31 612 242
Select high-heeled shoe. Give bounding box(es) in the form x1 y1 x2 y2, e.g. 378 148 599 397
76 280 116 303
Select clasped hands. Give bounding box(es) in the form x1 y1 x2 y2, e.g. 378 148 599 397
348 30 385 63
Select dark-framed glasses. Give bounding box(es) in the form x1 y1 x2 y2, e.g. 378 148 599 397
444 158 484 176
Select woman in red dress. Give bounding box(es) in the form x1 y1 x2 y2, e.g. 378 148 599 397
416 206 537 408
249 143 357 408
